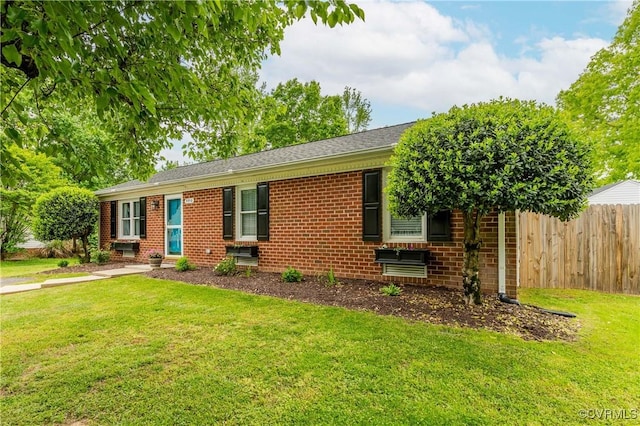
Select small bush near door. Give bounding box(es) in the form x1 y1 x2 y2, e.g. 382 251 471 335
175 256 196 272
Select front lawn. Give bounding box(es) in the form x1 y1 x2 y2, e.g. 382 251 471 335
0 258 78 278
1 276 638 425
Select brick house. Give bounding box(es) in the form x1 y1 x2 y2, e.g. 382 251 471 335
96 122 518 297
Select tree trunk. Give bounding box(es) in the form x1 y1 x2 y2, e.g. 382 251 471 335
462 210 483 305
81 235 91 263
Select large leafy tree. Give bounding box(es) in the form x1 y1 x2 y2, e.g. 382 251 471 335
0 145 66 259
387 99 592 305
557 0 639 183
32 187 100 262
236 79 372 155
36 109 138 189
1 0 364 176
245 79 348 152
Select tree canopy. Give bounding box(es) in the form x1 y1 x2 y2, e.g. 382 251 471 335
34 108 138 189
195 78 372 157
341 86 372 133
557 0 639 183
0 145 66 258
32 187 100 262
387 98 592 304
1 0 364 177
239 79 349 154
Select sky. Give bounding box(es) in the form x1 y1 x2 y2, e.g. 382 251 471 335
162 0 631 163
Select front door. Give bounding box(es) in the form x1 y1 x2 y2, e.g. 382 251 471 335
166 195 182 256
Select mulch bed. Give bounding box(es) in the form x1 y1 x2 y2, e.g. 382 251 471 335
145 267 580 342
41 262 579 341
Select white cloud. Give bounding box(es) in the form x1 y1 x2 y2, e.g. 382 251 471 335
607 0 633 24
260 0 611 125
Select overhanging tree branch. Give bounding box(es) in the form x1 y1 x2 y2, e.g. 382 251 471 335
1 77 31 116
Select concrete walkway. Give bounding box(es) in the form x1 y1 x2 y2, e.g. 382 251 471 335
0 264 173 295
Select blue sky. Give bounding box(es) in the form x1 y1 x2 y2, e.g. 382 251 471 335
163 0 630 163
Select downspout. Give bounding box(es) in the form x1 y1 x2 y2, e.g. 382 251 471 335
498 212 519 305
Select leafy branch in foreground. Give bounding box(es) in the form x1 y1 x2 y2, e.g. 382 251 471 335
1 1 365 178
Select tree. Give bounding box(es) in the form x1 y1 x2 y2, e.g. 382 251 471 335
1 1 364 177
341 86 372 132
557 0 639 183
32 187 100 262
239 79 348 153
387 99 592 305
261 79 348 149
35 109 138 189
237 79 373 154
0 145 67 259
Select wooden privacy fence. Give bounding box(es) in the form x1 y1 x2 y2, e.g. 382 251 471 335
519 204 639 295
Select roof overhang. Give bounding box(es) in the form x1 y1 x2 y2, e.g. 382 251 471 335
96 146 394 201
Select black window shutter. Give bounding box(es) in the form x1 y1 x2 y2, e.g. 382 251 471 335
110 201 117 238
139 197 147 238
362 170 382 241
428 210 452 241
257 182 269 241
223 187 234 240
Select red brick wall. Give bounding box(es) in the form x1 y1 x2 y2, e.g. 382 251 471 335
183 188 225 264
100 195 165 262
100 171 518 297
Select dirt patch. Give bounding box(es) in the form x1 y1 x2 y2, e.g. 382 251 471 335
146 267 579 341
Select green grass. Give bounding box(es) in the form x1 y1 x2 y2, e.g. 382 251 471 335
1 278 638 425
0 258 78 278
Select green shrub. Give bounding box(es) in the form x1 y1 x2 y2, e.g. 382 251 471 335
380 283 402 296
39 240 74 259
57 260 69 268
32 187 99 263
175 256 196 272
326 266 338 286
244 266 252 278
282 266 303 283
214 256 236 275
91 249 111 264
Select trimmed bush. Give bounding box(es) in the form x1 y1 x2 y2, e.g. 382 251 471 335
214 256 237 275
91 249 111 264
32 187 99 263
175 256 196 272
57 260 69 268
282 266 303 283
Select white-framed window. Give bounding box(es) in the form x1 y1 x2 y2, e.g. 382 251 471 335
382 170 426 242
119 200 140 238
390 215 425 239
237 185 257 240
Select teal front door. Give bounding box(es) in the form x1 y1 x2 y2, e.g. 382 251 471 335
166 197 182 256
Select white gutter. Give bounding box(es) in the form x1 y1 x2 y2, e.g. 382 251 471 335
498 212 506 294
515 210 520 289
95 145 395 198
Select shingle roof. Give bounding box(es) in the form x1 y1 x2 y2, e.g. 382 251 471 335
588 180 624 197
96 122 415 194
